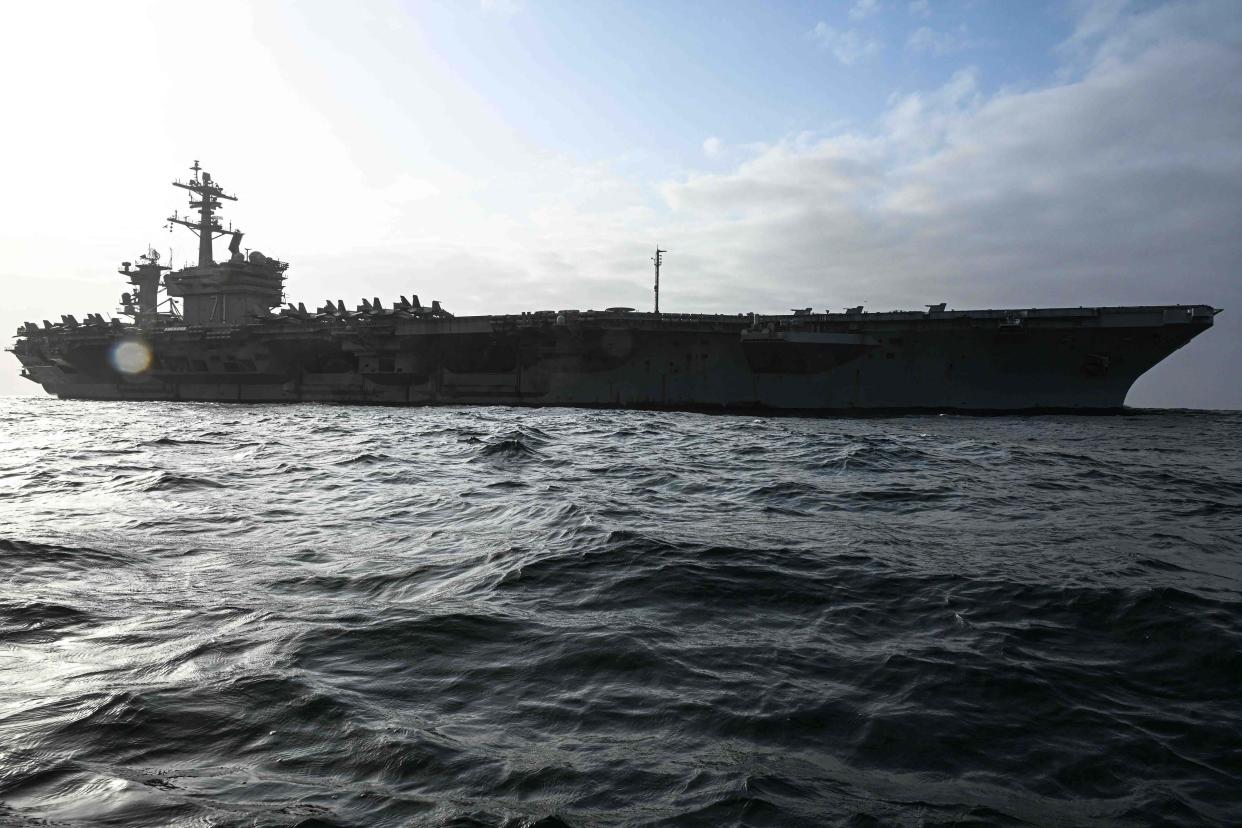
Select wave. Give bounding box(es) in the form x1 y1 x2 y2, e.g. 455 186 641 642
0 537 131 569
141 436 218 447
0 600 95 644
474 438 542 460
333 451 397 466
136 471 226 491
0 400 1239 826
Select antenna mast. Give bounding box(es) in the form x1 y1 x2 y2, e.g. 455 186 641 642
167 160 238 267
653 246 667 314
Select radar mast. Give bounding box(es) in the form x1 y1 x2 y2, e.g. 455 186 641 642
167 160 238 267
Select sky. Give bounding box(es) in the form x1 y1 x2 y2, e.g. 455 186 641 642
0 0 1239 407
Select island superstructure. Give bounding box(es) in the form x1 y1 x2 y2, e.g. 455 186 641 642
9 164 1220 411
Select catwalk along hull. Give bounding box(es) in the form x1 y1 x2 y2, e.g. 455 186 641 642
12 305 1217 412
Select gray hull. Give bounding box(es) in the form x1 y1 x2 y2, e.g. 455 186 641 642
12 305 1218 412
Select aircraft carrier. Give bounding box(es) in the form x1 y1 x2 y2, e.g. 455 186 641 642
9 164 1220 412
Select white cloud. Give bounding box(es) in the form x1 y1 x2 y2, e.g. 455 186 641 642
849 0 882 21
703 136 724 157
810 22 881 65
479 0 521 17
1059 0 1226 74
907 25 978 55
908 0 931 17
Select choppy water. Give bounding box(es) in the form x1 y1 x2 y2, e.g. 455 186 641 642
1 398 1240 827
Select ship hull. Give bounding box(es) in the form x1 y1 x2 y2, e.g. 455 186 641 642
12 305 1217 412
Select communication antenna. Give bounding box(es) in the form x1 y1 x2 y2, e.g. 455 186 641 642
653 246 667 314
168 161 238 267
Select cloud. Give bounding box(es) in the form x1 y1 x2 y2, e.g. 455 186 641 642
702 136 723 157
849 0 882 21
663 31 1241 299
907 25 979 55
809 22 881 65
479 0 521 16
908 0 931 17
1058 0 1227 74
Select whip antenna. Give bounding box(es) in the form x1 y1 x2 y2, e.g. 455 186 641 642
653 247 667 314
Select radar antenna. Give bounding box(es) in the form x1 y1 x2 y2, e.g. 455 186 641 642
167 161 239 267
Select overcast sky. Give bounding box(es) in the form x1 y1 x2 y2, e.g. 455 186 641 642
1 0 1238 407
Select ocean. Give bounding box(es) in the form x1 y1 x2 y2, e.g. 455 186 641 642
1 398 1239 827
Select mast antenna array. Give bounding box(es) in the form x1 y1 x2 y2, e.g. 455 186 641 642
653 246 667 314
167 159 238 267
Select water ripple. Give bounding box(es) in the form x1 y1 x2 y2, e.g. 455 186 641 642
0 399 1240 826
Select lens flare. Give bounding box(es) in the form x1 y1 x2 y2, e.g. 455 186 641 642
111 340 152 375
